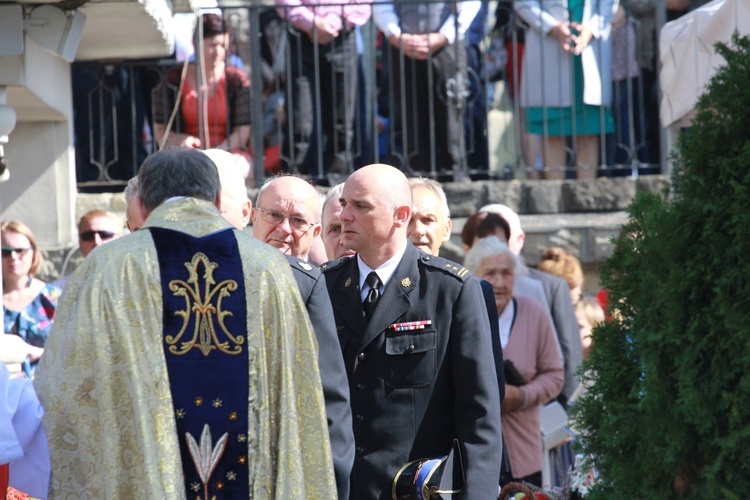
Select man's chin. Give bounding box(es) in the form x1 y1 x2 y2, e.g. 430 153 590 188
269 241 292 254
338 250 356 259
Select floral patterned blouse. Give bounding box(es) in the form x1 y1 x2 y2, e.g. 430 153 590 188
4 282 61 377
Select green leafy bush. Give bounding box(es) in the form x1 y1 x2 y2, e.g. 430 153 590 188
570 33 750 498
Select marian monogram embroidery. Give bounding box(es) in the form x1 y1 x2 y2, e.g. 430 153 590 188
166 252 244 356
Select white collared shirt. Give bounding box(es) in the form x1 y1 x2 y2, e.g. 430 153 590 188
357 241 408 302
498 299 515 349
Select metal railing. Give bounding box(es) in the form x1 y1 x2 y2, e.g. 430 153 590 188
72 1 665 191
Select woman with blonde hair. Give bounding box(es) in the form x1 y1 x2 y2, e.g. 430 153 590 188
538 246 584 305
2 220 60 377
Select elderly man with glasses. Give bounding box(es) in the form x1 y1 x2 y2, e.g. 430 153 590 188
250 174 354 500
252 176 323 261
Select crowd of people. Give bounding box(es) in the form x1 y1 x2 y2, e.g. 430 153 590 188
1 144 617 498
127 0 713 191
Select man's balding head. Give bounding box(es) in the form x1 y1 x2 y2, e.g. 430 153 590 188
339 164 411 268
252 176 322 260
203 149 252 230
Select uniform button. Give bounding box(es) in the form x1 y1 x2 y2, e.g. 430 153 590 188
355 384 365 392
356 446 364 456
358 352 366 361
406 344 415 353
355 414 364 423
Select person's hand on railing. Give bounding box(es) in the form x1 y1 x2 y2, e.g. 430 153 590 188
570 22 593 55
309 16 339 45
180 135 202 149
390 33 447 60
549 21 576 53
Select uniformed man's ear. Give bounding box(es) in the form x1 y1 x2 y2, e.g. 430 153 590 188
214 192 222 211
393 205 411 227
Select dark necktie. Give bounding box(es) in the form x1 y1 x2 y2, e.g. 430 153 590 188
363 271 382 320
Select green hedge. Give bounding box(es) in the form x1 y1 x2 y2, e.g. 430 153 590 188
570 33 750 498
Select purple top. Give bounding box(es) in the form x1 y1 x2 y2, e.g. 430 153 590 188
276 0 371 34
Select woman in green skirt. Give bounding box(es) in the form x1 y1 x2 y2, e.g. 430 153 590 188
515 0 616 179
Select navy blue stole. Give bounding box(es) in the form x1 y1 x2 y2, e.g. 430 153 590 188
151 227 249 499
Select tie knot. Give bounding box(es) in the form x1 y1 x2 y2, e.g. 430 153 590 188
366 271 382 290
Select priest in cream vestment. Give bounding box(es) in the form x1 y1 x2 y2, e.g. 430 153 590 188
34 149 336 499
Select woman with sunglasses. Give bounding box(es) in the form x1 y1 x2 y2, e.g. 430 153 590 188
2 220 61 378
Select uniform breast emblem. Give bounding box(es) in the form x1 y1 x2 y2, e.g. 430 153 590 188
345 277 352 287
400 277 412 288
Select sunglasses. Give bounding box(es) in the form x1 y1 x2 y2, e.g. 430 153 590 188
80 230 116 242
1 246 33 258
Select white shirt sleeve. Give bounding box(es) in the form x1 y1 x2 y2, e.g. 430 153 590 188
373 1 401 39
438 0 482 43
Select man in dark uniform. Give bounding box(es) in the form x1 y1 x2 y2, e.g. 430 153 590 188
321 164 502 499
205 151 354 500
407 177 505 399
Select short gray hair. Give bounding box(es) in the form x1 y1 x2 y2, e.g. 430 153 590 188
464 236 517 275
138 149 221 212
203 149 249 203
322 182 345 222
124 176 139 206
409 177 450 219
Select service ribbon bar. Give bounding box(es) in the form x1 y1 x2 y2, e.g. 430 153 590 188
389 320 432 332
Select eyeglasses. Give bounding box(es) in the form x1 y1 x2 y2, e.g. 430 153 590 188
80 230 117 242
1 246 33 258
256 207 315 232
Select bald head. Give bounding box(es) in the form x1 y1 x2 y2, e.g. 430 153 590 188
339 164 412 268
252 176 322 259
480 204 525 255
203 149 252 230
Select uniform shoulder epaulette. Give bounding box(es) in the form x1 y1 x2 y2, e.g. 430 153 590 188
285 254 321 279
319 255 353 273
418 253 472 281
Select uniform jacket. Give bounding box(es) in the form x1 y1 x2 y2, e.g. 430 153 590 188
286 255 355 500
480 278 505 402
321 243 503 500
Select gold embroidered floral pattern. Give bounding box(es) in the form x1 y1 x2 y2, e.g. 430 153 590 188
166 252 244 356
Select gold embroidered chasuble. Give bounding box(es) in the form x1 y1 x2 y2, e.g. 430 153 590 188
34 198 336 499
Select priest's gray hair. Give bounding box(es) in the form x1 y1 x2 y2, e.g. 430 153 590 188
138 148 221 212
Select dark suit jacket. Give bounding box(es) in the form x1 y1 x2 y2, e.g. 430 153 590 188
480 278 505 402
528 268 583 404
321 243 503 500
287 255 354 500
